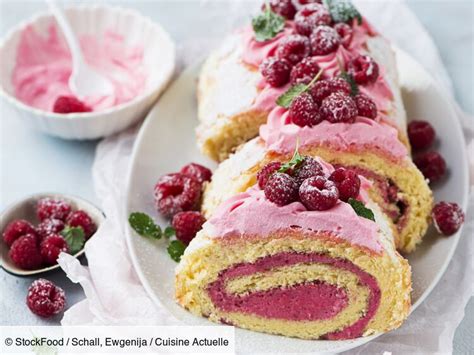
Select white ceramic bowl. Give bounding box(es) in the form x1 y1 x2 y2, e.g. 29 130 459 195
0 5 175 139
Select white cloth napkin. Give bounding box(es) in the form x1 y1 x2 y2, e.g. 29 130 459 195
58 0 474 353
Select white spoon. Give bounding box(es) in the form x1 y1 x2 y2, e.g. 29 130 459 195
47 0 114 97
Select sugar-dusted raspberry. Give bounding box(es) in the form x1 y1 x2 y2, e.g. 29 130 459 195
329 168 361 202
180 163 212 184
2 219 36 247
334 23 353 47
66 210 97 239
53 96 91 114
309 77 351 104
346 55 379 85
299 175 339 210
290 57 321 85
310 25 340 55
294 3 332 36
36 218 65 241
432 202 465 236
9 234 43 270
154 173 202 218
172 211 206 245
262 0 296 19
40 234 69 265
37 198 72 222
408 120 436 150
275 34 311 65
354 93 377 119
292 157 325 185
320 92 358 123
264 172 299 206
27 279 66 318
288 92 322 127
260 57 291 87
257 162 282 189
414 151 446 183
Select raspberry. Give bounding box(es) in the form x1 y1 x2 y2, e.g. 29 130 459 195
346 55 379 85
260 57 291 87
2 219 36 247
292 157 324 185
53 96 91 114
288 92 322 127
264 172 299 206
299 176 339 211
354 93 377 119
414 151 446 183
408 120 436 150
334 23 353 47
257 162 282 189
37 198 72 222
172 211 206 245
275 34 311 65
40 234 69 265
262 0 296 19
294 4 332 36
67 210 97 239
9 234 43 270
154 173 202 218
309 77 351 104
310 25 340 55
320 92 358 123
36 218 65 241
290 57 321 85
180 163 212 184
26 279 66 318
432 202 465 236
329 168 361 202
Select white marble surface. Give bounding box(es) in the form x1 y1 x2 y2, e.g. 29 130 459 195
0 0 472 353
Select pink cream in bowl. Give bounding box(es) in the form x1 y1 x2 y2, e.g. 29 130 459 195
12 24 146 113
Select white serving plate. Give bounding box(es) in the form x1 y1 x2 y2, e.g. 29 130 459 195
124 48 469 354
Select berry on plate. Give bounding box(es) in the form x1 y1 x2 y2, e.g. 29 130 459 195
180 163 212 184
408 120 436 150
172 211 206 245
36 218 65 241
37 198 72 222
329 168 361 202
257 162 282 189
264 172 299 206
27 279 66 318
299 175 339 210
154 173 202 218
53 96 92 114
414 151 446 183
9 234 43 270
432 202 465 236
2 219 36 247
67 210 97 239
40 234 69 265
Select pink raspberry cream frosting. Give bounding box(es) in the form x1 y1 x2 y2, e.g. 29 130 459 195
12 25 146 112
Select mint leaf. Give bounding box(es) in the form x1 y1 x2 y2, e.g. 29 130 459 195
340 71 359 96
276 69 324 108
325 0 362 25
167 240 186 262
252 5 285 42
164 226 176 239
61 226 85 254
348 198 375 221
278 142 304 173
128 212 162 239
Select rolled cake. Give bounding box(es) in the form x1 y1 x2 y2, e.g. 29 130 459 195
176 162 411 339
197 8 407 162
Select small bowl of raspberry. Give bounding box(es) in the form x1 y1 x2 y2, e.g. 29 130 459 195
0 193 105 276
0 5 175 139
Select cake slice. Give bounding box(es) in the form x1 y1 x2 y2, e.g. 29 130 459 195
176 157 411 339
197 2 407 162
